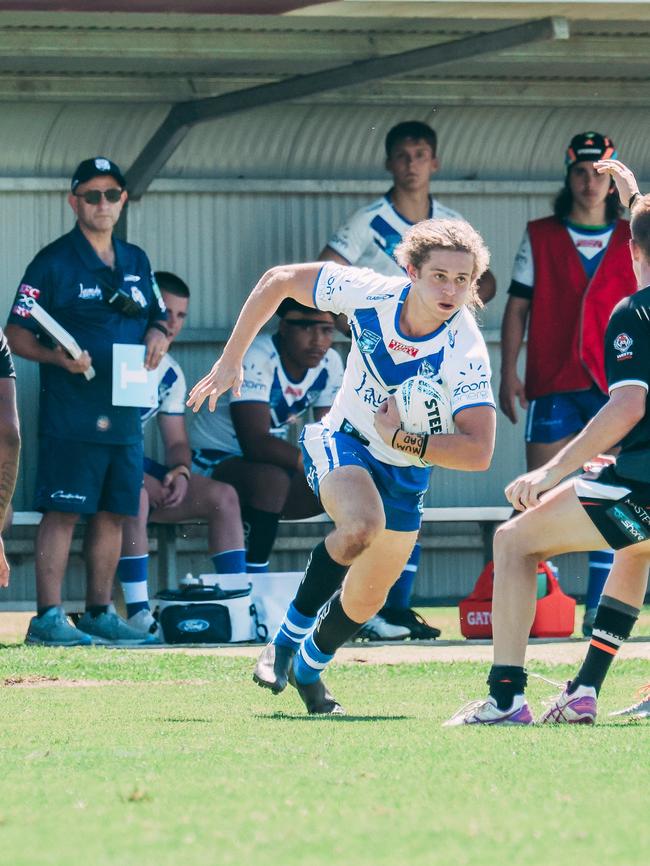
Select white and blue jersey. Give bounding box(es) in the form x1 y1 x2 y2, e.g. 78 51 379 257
312 263 495 466
326 194 463 276
190 333 344 456
140 353 186 429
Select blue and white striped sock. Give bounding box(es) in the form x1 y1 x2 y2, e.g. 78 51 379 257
273 603 316 650
586 549 614 610
246 561 270 574
117 554 150 618
211 548 247 575
293 631 334 685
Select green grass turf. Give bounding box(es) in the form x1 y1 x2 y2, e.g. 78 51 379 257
0 648 649 866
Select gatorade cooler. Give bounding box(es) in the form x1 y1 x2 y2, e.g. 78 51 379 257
459 560 576 639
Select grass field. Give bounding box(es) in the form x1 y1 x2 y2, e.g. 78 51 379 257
1 610 650 866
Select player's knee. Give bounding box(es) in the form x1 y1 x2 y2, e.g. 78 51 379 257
494 519 541 560
206 481 240 516
335 515 384 560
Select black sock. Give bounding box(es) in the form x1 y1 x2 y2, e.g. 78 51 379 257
487 665 528 710
293 541 348 618
570 595 639 695
313 591 364 655
37 605 57 618
241 506 281 567
86 605 109 618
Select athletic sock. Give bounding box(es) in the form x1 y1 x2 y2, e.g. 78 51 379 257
487 665 528 711
385 542 420 610
37 604 57 618
117 554 150 618
246 561 269 574
86 605 109 618
293 541 348 617
242 506 281 571
570 595 639 695
293 593 363 684
211 548 246 575
273 602 316 650
585 549 614 610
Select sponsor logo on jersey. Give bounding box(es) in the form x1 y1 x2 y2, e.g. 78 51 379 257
241 378 265 392
366 293 395 301
576 239 604 249
453 363 490 399
12 283 40 317
358 329 381 354
284 385 304 398
614 332 633 360
78 284 102 300
417 360 438 379
124 274 141 283
130 286 147 308
388 338 419 358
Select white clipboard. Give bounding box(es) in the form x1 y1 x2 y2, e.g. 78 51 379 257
29 301 95 381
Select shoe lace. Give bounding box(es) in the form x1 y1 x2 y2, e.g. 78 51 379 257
447 698 491 723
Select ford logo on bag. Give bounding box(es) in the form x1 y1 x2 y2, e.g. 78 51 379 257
178 618 210 633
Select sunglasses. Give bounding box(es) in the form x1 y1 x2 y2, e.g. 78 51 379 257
74 188 123 205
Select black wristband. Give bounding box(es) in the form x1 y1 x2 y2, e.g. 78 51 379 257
628 192 640 210
149 322 169 337
391 428 401 449
419 433 430 460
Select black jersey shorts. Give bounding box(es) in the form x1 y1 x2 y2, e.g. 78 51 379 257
575 465 650 550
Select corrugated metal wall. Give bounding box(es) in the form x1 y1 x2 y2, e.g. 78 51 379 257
4 100 646 604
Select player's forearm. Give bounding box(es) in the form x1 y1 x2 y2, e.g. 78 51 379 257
545 393 644 480
393 427 494 472
163 442 192 472
222 267 300 365
241 435 301 472
499 300 528 373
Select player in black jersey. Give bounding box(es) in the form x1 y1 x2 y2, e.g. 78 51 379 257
447 161 650 726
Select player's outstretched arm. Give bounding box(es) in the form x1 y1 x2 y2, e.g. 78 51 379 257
506 384 646 511
187 263 322 413
594 159 640 208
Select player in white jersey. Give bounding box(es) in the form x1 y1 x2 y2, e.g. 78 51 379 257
319 120 497 639
191 300 343 573
188 218 496 715
117 273 246 638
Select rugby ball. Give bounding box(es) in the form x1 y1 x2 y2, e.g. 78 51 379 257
394 376 454 436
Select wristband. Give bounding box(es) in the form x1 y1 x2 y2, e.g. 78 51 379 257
419 433 430 460
149 322 169 337
628 192 640 210
171 464 190 480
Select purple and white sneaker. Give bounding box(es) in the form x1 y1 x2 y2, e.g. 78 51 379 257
538 683 597 724
443 694 533 726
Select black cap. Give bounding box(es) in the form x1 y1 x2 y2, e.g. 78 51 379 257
71 156 126 191
565 132 617 172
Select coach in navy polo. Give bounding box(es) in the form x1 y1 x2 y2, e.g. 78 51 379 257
6 156 168 646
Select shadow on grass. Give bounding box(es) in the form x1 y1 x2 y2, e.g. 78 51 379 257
160 717 214 723
255 712 411 722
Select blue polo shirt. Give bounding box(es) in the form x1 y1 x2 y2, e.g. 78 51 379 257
8 224 166 444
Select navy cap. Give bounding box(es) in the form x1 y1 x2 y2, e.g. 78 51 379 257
565 132 617 172
71 156 126 191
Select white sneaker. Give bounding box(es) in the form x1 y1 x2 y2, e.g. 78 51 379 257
127 609 164 643
609 684 650 719
356 615 410 641
444 694 533 726
538 683 597 724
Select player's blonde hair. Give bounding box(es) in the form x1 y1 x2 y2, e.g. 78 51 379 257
395 218 490 307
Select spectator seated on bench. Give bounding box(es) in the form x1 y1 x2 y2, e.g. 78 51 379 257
117 272 246 639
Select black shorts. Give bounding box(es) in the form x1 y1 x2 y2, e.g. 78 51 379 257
35 436 144 516
575 465 650 550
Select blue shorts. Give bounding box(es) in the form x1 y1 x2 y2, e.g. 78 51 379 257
191 447 235 477
35 436 143 516
525 387 607 444
300 423 430 533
